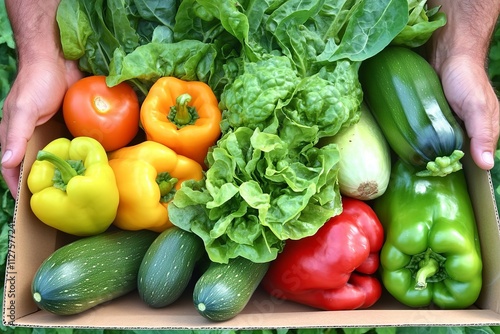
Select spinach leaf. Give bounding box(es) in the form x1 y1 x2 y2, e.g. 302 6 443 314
57 0 180 76
105 0 140 53
173 0 227 43
132 0 178 28
317 0 409 62
56 0 93 59
106 40 218 95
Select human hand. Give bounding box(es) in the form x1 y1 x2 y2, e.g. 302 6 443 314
435 54 499 171
0 57 83 198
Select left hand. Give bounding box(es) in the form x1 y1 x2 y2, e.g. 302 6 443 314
435 53 499 170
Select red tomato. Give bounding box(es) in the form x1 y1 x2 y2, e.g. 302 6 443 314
63 75 140 151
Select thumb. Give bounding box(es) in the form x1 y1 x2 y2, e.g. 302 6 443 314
1 110 35 169
461 96 499 171
467 123 498 171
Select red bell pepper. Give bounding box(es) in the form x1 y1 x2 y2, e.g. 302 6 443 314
261 197 384 310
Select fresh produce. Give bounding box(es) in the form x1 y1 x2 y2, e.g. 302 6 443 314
390 0 446 48
319 103 391 200
359 46 465 177
261 197 384 310
140 76 222 166
31 229 158 315
164 0 428 265
63 75 140 152
168 57 356 264
138 226 205 308
108 141 203 233
27 137 119 236
193 256 270 322
374 159 483 309
56 0 436 98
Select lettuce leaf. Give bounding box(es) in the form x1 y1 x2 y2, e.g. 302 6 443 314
391 0 447 47
169 126 341 264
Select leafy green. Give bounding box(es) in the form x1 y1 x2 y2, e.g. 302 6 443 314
0 0 16 113
488 19 500 93
219 56 299 132
169 125 341 263
316 0 409 62
391 0 447 47
106 39 219 88
56 0 443 102
57 0 184 96
168 1 405 264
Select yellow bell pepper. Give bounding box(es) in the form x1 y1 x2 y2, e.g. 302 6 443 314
140 77 222 167
108 141 204 232
27 137 119 236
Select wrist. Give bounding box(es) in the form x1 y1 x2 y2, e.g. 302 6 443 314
427 1 499 74
6 0 63 66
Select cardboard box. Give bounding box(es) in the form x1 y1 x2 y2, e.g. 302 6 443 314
3 118 500 329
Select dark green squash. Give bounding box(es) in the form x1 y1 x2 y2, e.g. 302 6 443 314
193 256 270 322
359 46 465 176
31 229 158 315
137 227 205 308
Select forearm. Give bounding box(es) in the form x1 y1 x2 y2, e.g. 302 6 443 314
428 0 500 70
5 0 62 65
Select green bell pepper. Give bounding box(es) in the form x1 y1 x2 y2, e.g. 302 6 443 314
373 159 482 309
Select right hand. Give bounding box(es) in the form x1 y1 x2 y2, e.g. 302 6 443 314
0 57 83 198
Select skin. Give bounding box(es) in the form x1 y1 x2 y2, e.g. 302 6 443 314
427 0 500 171
1 0 83 198
1 1 499 197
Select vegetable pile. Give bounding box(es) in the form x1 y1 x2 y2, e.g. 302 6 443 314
1 0 493 326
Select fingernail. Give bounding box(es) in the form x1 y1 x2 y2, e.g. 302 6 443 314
1 150 12 165
482 151 494 166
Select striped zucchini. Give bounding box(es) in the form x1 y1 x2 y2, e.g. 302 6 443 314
138 227 205 308
193 257 270 321
359 46 465 176
31 229 158 315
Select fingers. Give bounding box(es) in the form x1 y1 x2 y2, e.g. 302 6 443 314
1 94 37 198
0 59 82 198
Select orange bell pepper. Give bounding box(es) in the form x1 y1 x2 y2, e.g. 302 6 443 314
140 77 222 167
108 141 204 233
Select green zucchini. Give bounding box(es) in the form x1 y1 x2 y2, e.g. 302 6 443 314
31 229 157 315
359 46 465 176
138 226 205 308
193 256 270 322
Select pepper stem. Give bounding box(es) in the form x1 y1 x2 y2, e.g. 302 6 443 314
158 179 178 197
36 150 78 184
156 172 178 202
415 258 439 290
174 93 193 125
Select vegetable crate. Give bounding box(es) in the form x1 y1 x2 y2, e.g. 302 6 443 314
3 119 500 329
